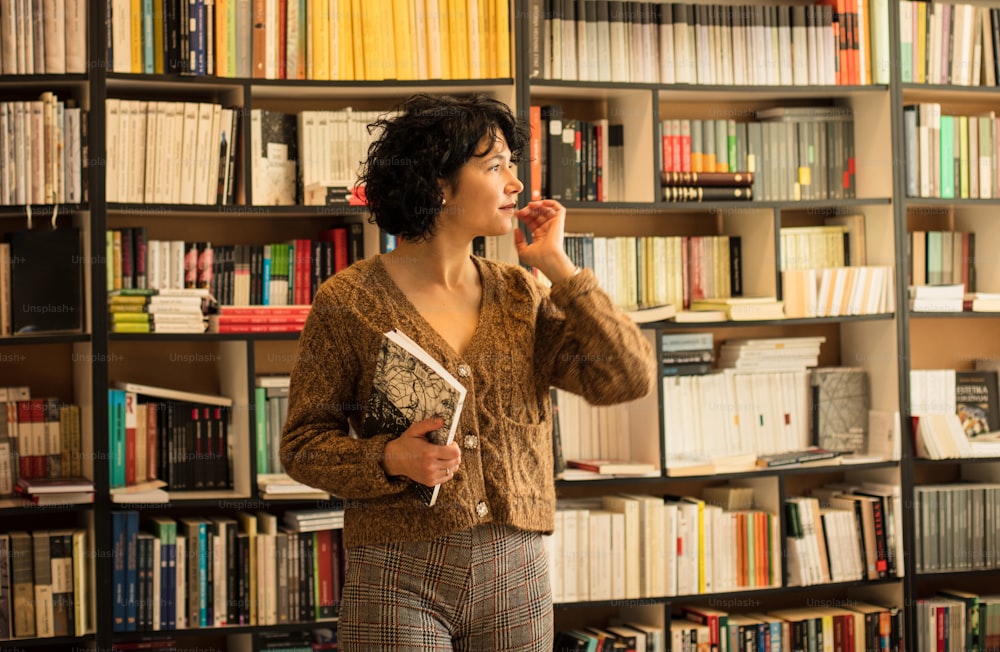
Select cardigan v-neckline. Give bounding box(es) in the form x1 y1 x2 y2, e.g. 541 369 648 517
372 254 491 361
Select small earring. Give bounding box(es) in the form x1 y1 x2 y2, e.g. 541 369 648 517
441 198 446 205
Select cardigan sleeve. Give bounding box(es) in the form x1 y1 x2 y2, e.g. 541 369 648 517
279 284 410 500
533 267 655 405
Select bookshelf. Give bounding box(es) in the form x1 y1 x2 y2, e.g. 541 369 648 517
5 0 1000 650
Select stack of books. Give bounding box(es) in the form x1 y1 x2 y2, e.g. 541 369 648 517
14 476 95 505
661 171 754 202
908 284 965 312
717 336 826 371
207 305 311 333
688 296 785 321
108 288 211 333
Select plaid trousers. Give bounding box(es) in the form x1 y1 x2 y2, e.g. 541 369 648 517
338 523 553 651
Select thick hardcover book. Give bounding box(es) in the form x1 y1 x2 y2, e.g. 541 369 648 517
661 170 754 187
361 329 468 507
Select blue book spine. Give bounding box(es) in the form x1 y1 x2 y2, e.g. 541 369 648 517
112 512 127 632
262 246 272 305
165 538 176 629
187 0 199 75
142 0 155 73
198 524 208 626
194 0 206 75
109 389 126 488
125 511 139 632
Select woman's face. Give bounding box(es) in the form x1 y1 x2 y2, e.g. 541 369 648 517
439 132 524 239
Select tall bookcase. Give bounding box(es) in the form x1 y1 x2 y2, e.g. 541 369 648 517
5 0 1000 650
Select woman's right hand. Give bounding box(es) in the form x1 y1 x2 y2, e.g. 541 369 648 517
380 416 462 486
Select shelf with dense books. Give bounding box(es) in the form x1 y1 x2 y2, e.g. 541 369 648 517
525 6 907 641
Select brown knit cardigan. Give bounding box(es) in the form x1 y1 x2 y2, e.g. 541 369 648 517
280 254 654 548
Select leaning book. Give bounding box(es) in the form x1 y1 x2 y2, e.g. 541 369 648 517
361 329 468 507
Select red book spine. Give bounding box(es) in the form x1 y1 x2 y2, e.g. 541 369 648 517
17 400 32 479
332 228 348 273
662 121 673 173
124 392 136 486
315 530 335 618
212 322 303 333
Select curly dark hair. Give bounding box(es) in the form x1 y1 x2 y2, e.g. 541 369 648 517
358 94 530 241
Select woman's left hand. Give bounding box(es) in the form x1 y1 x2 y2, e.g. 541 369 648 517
514 199 577 282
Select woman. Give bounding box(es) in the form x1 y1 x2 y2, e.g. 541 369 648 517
280 94 654 651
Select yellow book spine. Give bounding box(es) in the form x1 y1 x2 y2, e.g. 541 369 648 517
695 499 706 593
915 2 926 84
392 0 415 80
131 0 143 73
447 0 468 78
494 0 510 77
153 0 165 73
436 0 451 79
215 0 228 76
227 0 237 76
312 0 330 79
351 0 365 79
337 0 354 79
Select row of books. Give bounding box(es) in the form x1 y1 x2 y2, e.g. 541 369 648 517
0 95 86 206
916 589 1000 652
108 0 511 81
786 481 904 587
899 2 1000 87
908 230 975 291
107 383 233 491
552 387 645 472
659 108 857 202
781 265 897 319
531 1 890 86
290 108 395 206
254 376 289 477
106 99 240 205
548 492 780 603
911 368 1000 439
0 0 87 75
563 234 741 313
529 106 626 203
110 510 345 633
106 226 363 302
902 105 1000 200
0 385 83 496
780 224 855 271
0 530 90 640
554 618 664 652
914 483 1000 573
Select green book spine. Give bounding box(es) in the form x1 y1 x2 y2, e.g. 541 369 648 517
255 386 269 474
939 115 955 198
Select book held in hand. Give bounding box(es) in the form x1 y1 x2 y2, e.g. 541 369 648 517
362 329 468 507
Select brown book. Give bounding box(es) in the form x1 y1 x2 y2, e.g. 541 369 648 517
661 170 755 187
663 186 754 202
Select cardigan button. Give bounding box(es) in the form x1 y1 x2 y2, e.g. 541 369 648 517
476 501 488 518
457 364 471 378
464 435 479 449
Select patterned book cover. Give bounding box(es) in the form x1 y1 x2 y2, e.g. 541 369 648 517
362 329 467 506
810 367 870 453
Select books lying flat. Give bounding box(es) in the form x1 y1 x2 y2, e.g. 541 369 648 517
661 171 754 187
565 459 658 476
15 476 94 494
624 303 676 324
112 381 233 406
361 329 467 507
756 447 843 468
689 297 785 321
